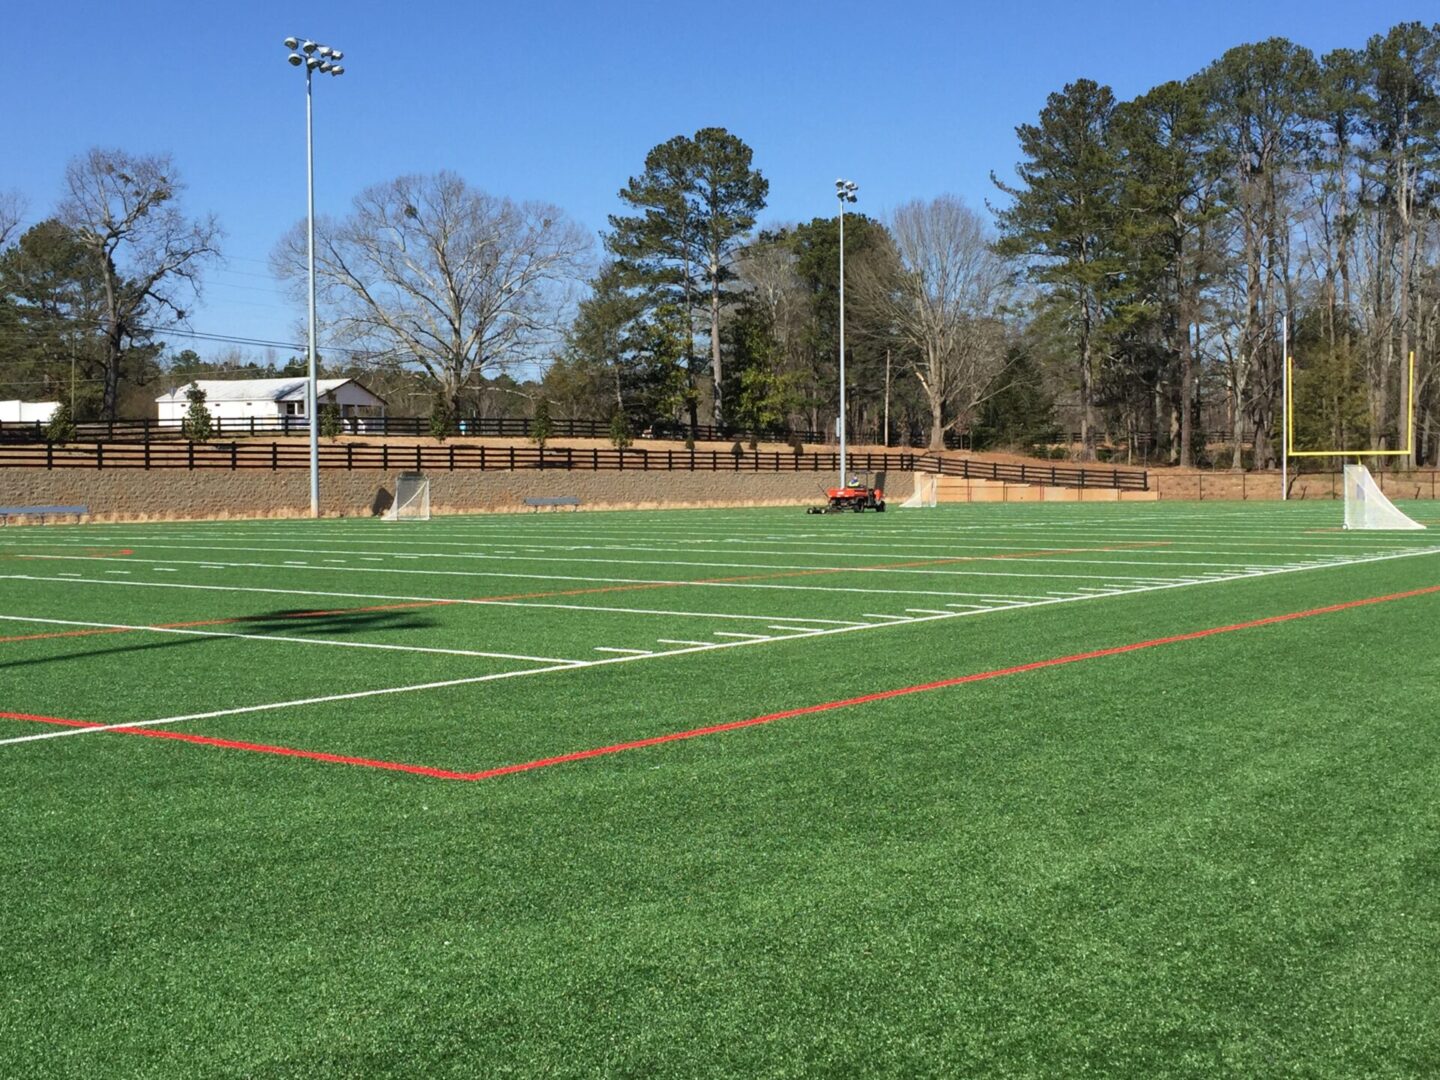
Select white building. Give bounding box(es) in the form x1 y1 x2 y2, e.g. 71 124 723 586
0 400 60 423
156 378 387 432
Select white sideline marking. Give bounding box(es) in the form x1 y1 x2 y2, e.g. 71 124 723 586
4 544 1440 750
655 639 712 646
0 614 582 666
104 571 130 575
862 613 911 621
593 647 653 655
713 632 771 640
906 608 951 615
766 625 828 633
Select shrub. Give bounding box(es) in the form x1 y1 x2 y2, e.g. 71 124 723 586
45 402 76 444
429 398 453 443
530 397 554 450
180 384 213 443
319 393 342 442
609 410 633 449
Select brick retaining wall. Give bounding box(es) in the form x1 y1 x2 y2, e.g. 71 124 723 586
0 468 916 522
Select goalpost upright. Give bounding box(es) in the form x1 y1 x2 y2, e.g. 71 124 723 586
1284 347 1417 463
1283 343 1423 528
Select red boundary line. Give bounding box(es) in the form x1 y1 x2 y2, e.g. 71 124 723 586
5 582 1439 782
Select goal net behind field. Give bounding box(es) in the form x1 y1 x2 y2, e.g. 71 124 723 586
383 473 430 521
899 473 937 508
1343 465 1424 530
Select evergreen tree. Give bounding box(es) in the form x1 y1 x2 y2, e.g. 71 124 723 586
180 383 213 442
319 392 342 441
607 128 768 426
993 80 1125 460
530 395 554 450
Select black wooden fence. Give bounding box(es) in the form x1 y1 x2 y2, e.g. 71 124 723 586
0 442 1149 490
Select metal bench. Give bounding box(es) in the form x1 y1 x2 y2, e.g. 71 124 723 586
522 495 581 511
0 504 88 525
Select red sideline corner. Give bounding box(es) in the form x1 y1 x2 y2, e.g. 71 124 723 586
5 582 1440 782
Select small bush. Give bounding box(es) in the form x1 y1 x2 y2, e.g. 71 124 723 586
730 440 745 459
609 411 633 449
45 402 76 444
319 394 342 442
181 384 213 443
530 397 554 450
790 434 804 456
429 398 453 443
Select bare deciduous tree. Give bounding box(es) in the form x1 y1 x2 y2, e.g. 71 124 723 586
59 149 221 419
855 196 1011 450
274 171 590 413
0 191 26 249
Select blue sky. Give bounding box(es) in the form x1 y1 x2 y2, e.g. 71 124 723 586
2 0 1430 359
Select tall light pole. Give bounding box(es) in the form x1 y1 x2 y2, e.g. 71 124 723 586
835 178 858 486
284 36 346 518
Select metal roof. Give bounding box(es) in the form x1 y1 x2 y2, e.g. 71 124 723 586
156 378 384 404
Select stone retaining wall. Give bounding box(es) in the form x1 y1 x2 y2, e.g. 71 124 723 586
1152 470 1440 501
0 467 916 522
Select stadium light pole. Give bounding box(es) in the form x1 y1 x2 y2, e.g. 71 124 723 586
835 179 858 486
284 37 346 518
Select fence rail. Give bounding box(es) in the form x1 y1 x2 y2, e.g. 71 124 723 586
0 415 834 445
918 454 1150 491
0 441 1150 490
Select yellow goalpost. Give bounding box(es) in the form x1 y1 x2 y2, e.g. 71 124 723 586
1284 349 1416 460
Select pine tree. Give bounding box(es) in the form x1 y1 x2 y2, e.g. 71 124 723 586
993 80 1125 461
608 129 768 427
530 395 554 450
180 383 213 442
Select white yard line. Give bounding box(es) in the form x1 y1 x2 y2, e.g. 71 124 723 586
592 647 653 655
0 536 1353 577
0 574 870 626
0 614 583 666
4 539 1440 751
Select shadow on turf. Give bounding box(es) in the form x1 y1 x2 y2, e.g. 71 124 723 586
0 608 441 672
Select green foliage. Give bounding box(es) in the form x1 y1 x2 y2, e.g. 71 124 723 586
429 398 453 443
607 128 769 423
970 349 1059 451
728 297 803 444
1290 312 1370 454
0 219 137 411
319 393 343 442
44 400 76 444
993 80 1124 459
608 409 632 449
180 383 212 443
530 396 554 450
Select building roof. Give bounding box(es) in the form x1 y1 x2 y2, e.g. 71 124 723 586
156 378 385 405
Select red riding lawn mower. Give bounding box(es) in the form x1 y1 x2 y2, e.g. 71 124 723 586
808 475 886 514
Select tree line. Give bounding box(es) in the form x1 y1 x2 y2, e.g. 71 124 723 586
5 21 1440 468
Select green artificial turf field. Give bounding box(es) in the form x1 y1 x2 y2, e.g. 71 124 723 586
2 501 1439 1077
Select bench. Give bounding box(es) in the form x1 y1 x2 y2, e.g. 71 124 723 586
0 504 88 525
523 495 581 512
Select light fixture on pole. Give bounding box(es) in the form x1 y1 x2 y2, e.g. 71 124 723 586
835 178 858 487
283 35 346 518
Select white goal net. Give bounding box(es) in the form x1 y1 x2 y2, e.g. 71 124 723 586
383 473 431 522
1343 465 1424 530
899 473 938 509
